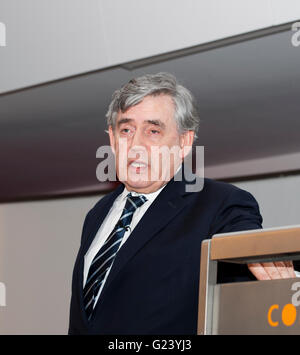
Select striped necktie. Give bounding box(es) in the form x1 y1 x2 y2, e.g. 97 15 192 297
83 192 147 321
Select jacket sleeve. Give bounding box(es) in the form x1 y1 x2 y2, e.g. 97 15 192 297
209 186 263 236
208 186 263 283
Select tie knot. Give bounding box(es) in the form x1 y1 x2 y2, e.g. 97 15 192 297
125 193 147 212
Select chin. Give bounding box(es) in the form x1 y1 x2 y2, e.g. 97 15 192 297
125 179 152 191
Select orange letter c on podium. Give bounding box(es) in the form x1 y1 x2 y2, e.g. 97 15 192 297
268 304 279 327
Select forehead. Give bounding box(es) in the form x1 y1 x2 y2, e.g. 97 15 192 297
116 94 176 124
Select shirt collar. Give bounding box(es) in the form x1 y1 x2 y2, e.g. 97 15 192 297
120 183 166 204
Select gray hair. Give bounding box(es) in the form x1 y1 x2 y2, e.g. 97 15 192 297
105 72 200 139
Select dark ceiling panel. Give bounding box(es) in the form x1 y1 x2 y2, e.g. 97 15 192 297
1 29 300 202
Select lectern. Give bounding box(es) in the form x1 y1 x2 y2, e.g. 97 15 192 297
198 225 300 335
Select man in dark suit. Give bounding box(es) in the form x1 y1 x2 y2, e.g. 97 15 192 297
68 73 295 335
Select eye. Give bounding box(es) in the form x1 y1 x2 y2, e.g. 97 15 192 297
120 127 132 135
150 129 160 135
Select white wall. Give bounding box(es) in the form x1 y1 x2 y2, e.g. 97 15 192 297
0 195 100 335
1 0 300 93
0 173 299 334
0 0 108 94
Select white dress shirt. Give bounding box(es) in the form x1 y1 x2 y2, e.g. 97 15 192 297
83 183 167 307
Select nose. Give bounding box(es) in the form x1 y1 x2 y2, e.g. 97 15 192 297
129 129 148 162
130 128 144 149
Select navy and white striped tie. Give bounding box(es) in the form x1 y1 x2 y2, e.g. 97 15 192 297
83 193 147 321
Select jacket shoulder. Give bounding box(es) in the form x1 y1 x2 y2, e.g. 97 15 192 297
201 177 250 200
203 177 239 191
89 184 124 214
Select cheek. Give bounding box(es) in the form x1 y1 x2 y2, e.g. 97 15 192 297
114 137 131 155
161 135 183 166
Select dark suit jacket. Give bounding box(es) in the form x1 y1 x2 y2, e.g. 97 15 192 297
68 169 263 335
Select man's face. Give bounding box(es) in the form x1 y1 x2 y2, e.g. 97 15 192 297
108 94 194 193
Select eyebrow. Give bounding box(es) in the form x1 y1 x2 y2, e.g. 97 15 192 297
146 119 166 129
117 118 133 127
117 118 166 129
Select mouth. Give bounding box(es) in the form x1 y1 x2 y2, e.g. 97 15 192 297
129 160 148 168
128 160 149 175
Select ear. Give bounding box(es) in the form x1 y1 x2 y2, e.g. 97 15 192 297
179 130 194 158
108 125 116 155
